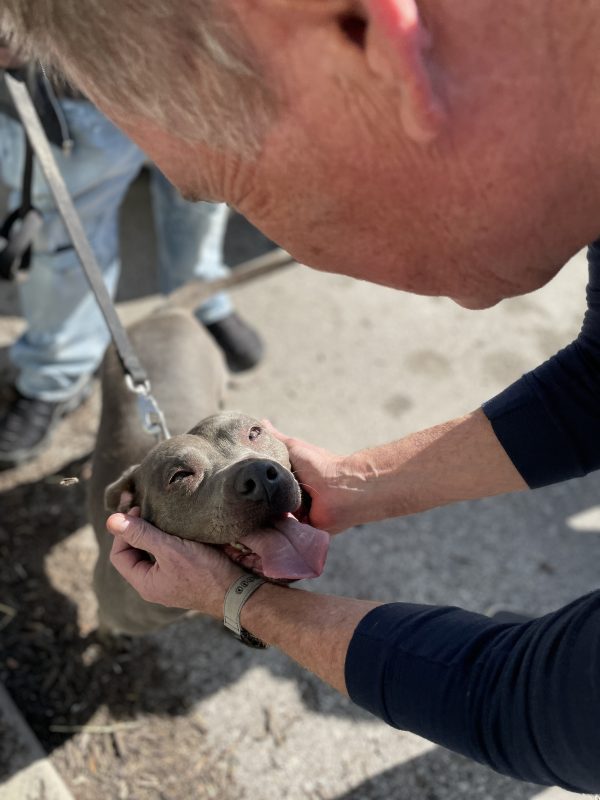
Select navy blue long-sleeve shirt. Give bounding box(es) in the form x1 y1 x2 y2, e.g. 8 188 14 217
345 243 600 793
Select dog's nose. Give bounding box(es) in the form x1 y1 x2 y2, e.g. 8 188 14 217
233 460 285 503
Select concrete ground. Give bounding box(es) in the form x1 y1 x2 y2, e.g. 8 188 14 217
0 171 598 799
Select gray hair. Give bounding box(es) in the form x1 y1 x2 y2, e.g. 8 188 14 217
0 1 273 153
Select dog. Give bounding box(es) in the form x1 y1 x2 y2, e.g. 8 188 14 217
88 308 329 636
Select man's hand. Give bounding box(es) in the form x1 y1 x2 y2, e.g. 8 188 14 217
262 420 364 534
265 410 529 532
107 509 244 617
107 508 380 698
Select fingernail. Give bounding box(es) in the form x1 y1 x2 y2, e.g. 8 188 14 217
108 513 130 533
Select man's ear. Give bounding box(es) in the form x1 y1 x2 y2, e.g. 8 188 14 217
104 465 141 513
362 0 446 143
257 0 445 143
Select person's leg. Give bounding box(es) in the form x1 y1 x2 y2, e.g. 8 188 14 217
149 167 263 371
0 100 145 464
149 168 232 321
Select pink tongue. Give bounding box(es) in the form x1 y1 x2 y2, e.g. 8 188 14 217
239 514 330 580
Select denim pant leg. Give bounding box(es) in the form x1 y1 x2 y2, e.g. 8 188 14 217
148 167 232 325
0 101 146 402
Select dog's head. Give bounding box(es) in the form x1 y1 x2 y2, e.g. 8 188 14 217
105 411 329 581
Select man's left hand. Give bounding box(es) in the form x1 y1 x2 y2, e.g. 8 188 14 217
107 510 244 617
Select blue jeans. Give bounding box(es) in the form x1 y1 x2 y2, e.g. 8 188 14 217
0 99 232 402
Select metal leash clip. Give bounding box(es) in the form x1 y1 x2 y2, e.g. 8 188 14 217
124 375 171 442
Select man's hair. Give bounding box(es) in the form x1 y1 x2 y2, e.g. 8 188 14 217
0 0 273 153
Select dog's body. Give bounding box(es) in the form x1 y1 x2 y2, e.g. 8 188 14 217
89 309 228 634
89 309 328 636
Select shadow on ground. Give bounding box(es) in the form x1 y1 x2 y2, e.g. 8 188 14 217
334 747 548 800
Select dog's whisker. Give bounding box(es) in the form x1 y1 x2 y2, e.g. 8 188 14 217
291 471 320 495
298 481 320 497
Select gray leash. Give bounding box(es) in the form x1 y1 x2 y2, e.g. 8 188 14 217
4 71 170 441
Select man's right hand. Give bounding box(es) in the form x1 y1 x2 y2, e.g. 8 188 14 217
262 420 366 534
264 409 529 535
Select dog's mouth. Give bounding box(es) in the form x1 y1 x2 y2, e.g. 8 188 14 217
221 513 330 582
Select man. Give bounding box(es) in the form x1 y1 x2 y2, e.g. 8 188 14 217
2 0 600 791
0 60 263 467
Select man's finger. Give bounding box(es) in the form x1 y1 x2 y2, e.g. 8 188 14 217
107 512 170 556
109 534 154 591
261 419 293 447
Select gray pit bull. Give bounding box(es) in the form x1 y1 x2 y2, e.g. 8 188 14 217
89 308 329 636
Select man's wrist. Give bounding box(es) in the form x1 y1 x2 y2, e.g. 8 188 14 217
336 449 409 525
238 583 380 696
238 580 289 646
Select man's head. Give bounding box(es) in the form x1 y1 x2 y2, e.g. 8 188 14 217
4 0 600 307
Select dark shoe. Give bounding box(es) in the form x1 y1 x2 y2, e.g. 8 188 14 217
205 312 264 372
0 385 90 468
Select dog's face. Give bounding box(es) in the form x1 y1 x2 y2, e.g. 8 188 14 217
105 412 329 580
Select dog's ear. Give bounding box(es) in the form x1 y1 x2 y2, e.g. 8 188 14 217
104 465 141 513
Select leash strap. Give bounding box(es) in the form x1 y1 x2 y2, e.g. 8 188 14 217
0 67 43 280
0 201 43 280
166 247 295 311
4 71 170 441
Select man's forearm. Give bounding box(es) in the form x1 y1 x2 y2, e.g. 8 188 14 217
342 408 527 525
240 582 600 793
239 584 380 694
346 592 600 793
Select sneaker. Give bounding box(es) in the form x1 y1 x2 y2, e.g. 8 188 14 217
205 312 264 372
0 385 91 468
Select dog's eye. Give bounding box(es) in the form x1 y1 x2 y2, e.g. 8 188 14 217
169 469 194 484
248 426 261 441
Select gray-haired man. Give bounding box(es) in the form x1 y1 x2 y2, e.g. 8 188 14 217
3 1 600 791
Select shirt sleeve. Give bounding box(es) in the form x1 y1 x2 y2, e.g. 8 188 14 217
483 240 600 488
345 591 600 793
